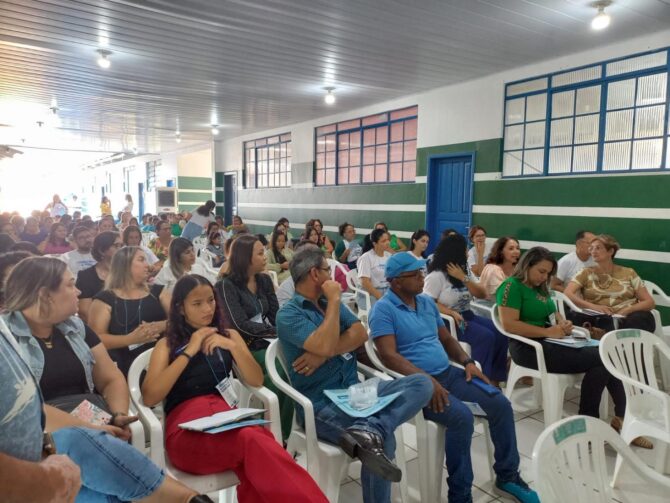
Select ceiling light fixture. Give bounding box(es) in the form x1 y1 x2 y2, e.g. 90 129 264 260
211 125 220 135
175 132 182 143
591 1 611 30
96 49 111 69
324 87 336 105
132 147 138 155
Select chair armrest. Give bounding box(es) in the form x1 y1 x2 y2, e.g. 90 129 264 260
357 361 392 381
440 313 457 335
129 394 166 467
245 384 282 443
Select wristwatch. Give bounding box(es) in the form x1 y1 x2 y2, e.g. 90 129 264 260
462 358 476 367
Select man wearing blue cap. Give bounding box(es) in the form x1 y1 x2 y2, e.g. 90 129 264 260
369 253 539 503
276 246 433 503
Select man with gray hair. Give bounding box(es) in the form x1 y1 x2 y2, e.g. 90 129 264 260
276 247 433 503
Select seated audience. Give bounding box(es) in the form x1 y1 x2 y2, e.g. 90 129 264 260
88 247 169 375
19 216 47 245
97 215 117 233
357 228 392 309
276 217 294 242
148 219 173 267
479 236 520 298
370 253 539 503
206 230 226 267
424 234 508 384
276 246 433 502
229 214 249 235
76 231 121 323
122 225 160 269
141 274 327 502
408 229 430 260
334 222 363 270
39 222 73 255
374 222 406 253
306 218 334 256
550 230 596 292
181 200 216 242
497 247 649 448
117 211 132 233
265 230 293 284
62 226 96 277
9 215 25 236
1 222 19 241
218 234 293 440
467 225 491 277
564 234 656 333
154 237 216 290
10 241 41 254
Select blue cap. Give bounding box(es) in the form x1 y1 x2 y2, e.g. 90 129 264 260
385 253 427 279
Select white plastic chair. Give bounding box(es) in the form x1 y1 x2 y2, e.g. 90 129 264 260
470 299 495 319
532 415 670 503
492 304 605 425
264 270 279 289
326 259 356 310
440 313 473 356
599 329 670 482
345 268 371 324
364 338 494 502
643 280 670 390
264 340 409 503
128 348 282 502
141 231 157 246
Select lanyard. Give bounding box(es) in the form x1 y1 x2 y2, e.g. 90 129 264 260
204 347 230 384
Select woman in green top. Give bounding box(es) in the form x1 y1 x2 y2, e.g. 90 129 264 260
497 247 627 423
374 222 406 253
265 230 293 284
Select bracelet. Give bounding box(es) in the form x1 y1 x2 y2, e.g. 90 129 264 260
462 358 476 367
178 351 193 361
109 412 124 426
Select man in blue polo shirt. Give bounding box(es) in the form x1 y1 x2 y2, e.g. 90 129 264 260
369 253 539 503
276 246 433 503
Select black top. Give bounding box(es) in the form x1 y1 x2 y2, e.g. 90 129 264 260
217 274 278 351
93 284 166 375
164 345 234 417
76 264 105 299
36 324 100 401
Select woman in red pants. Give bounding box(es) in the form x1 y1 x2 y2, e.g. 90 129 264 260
141 274 327 502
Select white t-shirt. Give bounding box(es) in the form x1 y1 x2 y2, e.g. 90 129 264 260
423 270 472 312
277 277 295 307
467 243 492 273
140 245 159 266
556 251 596 283
61 250 97 277
357 250 391 290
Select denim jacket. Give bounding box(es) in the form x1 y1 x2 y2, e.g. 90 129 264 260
1 312 96 393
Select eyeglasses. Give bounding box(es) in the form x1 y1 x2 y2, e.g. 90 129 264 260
396 270 424 279
317 266 331 273
110 242 123 248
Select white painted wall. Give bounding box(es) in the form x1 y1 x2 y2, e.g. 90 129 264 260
217 28 670 174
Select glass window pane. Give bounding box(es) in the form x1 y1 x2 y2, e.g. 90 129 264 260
404 118 417 140
502 152 522 177
280 173 286 187
363 129 376 146
551 91 574 118
376 125 388 145
389 143 403 163
603 141 631 171
637 73 667 106
389 162 403 181
550 118 574 147
350 148 361 166
316 124 336 135
338 150 349 167
505 98 525 124
316 169 325 185
605 109 634 141
526 93 547 122
338 119 360 131
574 114 599 144
390 106 417 120
575 86 601 115
375 164 388 182
634 105 665 138
338 133 349 150
316 153 325 170
522 149 544 175
525 122 545 148
362 113 387 126
349 167 360 184
349 131 361 147
280 133 291 142
504 125 524 150
338 168 349 184
362 165 375 182
632 139 663 170
326 134 336 151
607 79 635 110
572 145 598 173
325 169 336 185
390 122 403 142
549 147 572 174
376 145 388 164
403 161 416 181
363 146 375 165
403 139 417 160
326 151 336 168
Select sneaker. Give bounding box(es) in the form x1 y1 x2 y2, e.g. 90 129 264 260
494 474 539 503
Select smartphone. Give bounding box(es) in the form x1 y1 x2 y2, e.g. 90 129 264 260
470 377 500 396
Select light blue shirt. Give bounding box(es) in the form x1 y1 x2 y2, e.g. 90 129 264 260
369 290 450 376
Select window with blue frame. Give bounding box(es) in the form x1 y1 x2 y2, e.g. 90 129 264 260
502 49 669 177
315 106 417 185
244 133 292 188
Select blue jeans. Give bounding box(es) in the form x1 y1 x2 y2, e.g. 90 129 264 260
53 427 165 503
458 310 509 382
423 366 520 503
313 374 433 503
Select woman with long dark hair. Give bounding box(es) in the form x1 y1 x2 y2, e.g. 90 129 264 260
357 228 392 309
153 237 215 290
141 274 326 502
305 218 333 256
408 229 430 259
424 233 508 384
39 222 73 255
181 200 216 241
479 236 521 298
265 230 293 284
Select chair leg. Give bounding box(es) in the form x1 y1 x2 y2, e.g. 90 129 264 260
219 487 237 503
612 452 625 488
598 389 609 420
654 440 669 475
317 454 348 503
416 419 444 503
393 427 410 503
481 420 496 483
504 363 523 401
542 378 563 426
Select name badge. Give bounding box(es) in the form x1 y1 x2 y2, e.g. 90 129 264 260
341 352 353 361
216 377 239 408
250 312 264 324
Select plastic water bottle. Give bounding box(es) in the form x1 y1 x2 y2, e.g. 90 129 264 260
348 378 380 410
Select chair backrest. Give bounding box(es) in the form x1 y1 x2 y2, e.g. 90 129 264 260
533 415 670 502
599 329 670 421
492 303 547 373
265 270 279 288
327 258 350 285
142 232 157 246
643 280 670 308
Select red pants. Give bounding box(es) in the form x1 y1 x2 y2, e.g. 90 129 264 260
165 394 327 503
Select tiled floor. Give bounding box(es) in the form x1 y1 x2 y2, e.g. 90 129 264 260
324 384 669 503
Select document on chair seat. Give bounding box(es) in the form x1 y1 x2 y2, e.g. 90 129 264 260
178 408 266 431
545 337 599 348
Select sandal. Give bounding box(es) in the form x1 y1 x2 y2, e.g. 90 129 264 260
611 416 654 450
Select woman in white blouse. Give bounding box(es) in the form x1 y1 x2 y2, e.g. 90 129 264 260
356 228 392 309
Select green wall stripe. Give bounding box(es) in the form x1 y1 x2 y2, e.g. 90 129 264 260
215 190 224 203
416 138 502 177
474 174 670 208
178 176 213 191
177 191 212 203
238 183 425 205
215 172 224 186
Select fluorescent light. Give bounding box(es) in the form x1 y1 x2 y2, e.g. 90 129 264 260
97 50 111 69
324 88 336 105
591 7 610 30
211 125 219 135
175 132 182 143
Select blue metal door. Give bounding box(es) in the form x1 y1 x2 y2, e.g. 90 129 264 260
426 154 474 252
